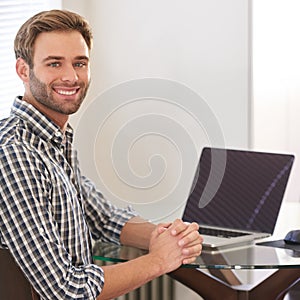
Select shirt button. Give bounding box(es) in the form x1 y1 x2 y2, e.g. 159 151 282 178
55 131 61 137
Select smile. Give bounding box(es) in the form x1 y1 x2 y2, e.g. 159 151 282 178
53 87 80 96
56 89 78 95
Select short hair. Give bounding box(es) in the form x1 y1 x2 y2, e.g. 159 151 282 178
14 9 93 68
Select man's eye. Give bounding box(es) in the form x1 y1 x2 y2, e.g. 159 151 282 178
48 62 60 67
74 62 86 68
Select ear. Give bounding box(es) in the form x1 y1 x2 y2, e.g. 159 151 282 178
16 58 30 83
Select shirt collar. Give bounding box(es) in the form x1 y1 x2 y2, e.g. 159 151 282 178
11 96 74 144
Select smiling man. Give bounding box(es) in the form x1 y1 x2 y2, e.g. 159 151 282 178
0 9 202 300
17 29 90 129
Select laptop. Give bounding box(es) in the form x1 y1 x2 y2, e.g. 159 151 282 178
182 147 295 250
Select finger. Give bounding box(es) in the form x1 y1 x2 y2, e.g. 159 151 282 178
178 229 203 247
151 223 169 239
169 219 189 236
181 245 202 265
182 256 199 265
159 222 172 228
157 222 172 234
183 222 200 235
182 243 202 256
157 227 168 234
175 222 200 239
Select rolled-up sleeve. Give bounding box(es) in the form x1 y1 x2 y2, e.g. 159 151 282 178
81 176 138 244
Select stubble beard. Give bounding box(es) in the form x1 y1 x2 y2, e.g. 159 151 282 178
28 69 90 116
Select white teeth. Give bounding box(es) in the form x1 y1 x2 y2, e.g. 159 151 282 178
56 89 77 95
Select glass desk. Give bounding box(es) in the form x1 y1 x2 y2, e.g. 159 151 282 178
93 241 300 300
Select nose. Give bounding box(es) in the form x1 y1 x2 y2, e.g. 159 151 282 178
61 64 78 83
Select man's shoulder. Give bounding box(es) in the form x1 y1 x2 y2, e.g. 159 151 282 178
0 116 49 172
0 116 19 147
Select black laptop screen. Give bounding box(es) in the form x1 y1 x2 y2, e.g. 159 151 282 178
182 147 294 234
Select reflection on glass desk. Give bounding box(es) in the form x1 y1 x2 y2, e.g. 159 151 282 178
93 241 300 269
93 241 300 300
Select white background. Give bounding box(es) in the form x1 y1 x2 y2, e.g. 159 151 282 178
63 0 251 223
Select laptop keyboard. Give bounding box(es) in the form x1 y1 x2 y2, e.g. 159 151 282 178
200 227 251 238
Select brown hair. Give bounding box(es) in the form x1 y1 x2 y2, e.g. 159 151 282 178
14 9 93 68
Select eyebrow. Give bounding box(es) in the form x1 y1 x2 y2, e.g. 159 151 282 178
42 55 90 62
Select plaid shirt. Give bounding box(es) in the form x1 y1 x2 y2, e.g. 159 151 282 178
0 97 137 299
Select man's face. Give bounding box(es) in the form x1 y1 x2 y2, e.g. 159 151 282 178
24 30 90 126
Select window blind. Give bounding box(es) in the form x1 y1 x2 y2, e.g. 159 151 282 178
0 0 61 118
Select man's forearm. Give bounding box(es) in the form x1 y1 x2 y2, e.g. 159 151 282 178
98 220 201 300
120 216 157 250
97 253 162 300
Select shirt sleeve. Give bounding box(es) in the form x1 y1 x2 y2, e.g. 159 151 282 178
0 144 104 300
81 175 138 244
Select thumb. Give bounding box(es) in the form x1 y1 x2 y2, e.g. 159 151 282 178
157 222 172 235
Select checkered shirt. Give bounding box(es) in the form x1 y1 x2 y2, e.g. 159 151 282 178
0 97 137 299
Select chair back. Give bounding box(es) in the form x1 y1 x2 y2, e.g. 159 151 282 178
0 248 40 300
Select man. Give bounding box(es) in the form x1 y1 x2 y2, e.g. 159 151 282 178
0 9 202 299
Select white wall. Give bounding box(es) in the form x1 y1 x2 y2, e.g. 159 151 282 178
63 0 251 223
253 0 300 204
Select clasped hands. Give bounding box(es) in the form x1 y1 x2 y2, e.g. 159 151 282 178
149 219 203 273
